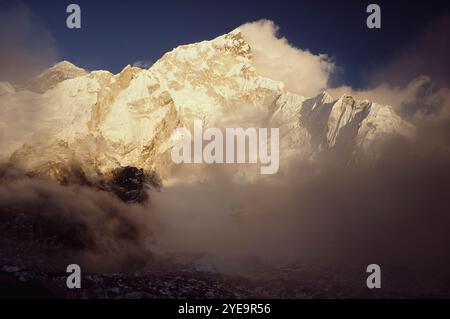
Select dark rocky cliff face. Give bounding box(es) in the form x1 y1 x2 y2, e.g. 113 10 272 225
8 162 162 204
110 167 148 203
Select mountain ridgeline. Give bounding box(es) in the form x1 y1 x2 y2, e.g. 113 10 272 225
0 29 414 192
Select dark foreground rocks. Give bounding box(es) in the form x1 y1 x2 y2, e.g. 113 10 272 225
2 249 450 299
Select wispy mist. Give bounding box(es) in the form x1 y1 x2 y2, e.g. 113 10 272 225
0 2 59 83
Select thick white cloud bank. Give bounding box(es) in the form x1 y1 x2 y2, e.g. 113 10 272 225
239 20 335 97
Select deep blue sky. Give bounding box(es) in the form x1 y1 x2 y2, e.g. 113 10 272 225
3 0 450 88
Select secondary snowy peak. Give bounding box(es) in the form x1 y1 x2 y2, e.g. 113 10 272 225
269 91 414 161
325 94 414 153
25 60 88 93
307 91 335 108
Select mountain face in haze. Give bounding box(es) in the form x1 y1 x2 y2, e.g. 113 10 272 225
0 29 414 182
24 61 88 93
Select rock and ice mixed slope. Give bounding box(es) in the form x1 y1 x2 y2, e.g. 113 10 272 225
0 29 414 181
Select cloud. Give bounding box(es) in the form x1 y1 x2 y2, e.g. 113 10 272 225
4 126 450 277
147 121 450 276
329 77 450 124
369 14 450 88
328 15 450 122
239 19 335 97
0 166 155 271
329 76 429 109
0 2 60 83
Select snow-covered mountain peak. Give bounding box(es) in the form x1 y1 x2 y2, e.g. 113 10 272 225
147 28 283 123
0 29 415 182
50 60 83 71
25 60 88 93
213 28 252 59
